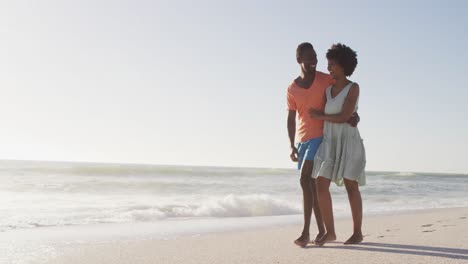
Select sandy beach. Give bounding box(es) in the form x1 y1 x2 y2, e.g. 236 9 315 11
45 207 468 264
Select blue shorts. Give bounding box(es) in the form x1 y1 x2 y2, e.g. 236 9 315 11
297 137 323 170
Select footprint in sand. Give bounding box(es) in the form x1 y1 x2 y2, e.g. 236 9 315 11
422 230 436 233
459 217 467 219
377 235 385 238
443 224 455 227
421 224 433 227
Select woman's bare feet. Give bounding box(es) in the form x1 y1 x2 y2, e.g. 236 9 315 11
315 232 336 246
294 233 310 248
344 233 363 245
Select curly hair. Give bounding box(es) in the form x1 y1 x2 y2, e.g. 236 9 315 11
326 43 358 76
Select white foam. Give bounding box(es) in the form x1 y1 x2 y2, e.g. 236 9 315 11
1 161 468 232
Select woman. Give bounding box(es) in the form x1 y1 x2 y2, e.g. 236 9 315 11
309 43 366 246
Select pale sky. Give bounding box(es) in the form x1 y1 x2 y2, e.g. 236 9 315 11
1 0 467 173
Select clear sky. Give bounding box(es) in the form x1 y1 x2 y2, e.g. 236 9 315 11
1 1 467 173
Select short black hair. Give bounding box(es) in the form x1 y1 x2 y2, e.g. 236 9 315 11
296 42 315 59
326 43 358 76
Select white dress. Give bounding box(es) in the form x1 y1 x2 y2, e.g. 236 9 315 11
312 82 366 186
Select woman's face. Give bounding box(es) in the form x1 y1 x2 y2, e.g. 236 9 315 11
327 59 344 79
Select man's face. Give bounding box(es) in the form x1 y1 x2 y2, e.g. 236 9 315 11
298 48 317 74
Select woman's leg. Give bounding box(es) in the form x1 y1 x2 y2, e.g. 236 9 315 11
315 176 336 246
343 178 363 244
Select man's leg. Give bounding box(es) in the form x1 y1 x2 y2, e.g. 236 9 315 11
294 159 324 247
300 160 314 235
310 176 325 242
294 159 313 247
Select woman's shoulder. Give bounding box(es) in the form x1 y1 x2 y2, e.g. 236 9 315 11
347 82 360 97
351 81 359 89
350 82 359 88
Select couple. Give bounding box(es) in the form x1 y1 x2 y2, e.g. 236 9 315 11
286 42 366 247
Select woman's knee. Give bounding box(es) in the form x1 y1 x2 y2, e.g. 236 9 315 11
316 177 331 194
344 179 359 194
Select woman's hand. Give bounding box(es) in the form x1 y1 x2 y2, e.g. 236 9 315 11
308 108 324 119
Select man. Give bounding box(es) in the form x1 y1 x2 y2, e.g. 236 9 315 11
287 42 358 247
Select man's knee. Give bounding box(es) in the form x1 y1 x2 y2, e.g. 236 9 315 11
300 176 311 188
300 160 313 175
299 160 314 187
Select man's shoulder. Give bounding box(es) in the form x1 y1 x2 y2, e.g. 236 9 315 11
316 71 331 79
315 71 333 88
287 80 297 92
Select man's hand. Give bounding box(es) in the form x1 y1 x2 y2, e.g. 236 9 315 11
290 146 299 162
347 112 360 127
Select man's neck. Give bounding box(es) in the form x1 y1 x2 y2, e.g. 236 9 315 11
295 71 316 89
300 71 316 81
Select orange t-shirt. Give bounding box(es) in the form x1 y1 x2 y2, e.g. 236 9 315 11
286 71 333 143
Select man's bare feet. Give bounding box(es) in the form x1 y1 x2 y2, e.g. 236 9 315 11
294 233 310 248
315 233 336 247
344 233 363 245
313 231 326 244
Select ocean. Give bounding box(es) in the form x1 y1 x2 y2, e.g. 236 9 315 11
1 160 467 234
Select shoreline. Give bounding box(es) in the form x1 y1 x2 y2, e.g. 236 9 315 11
19 206 467 264
4 206 467 242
